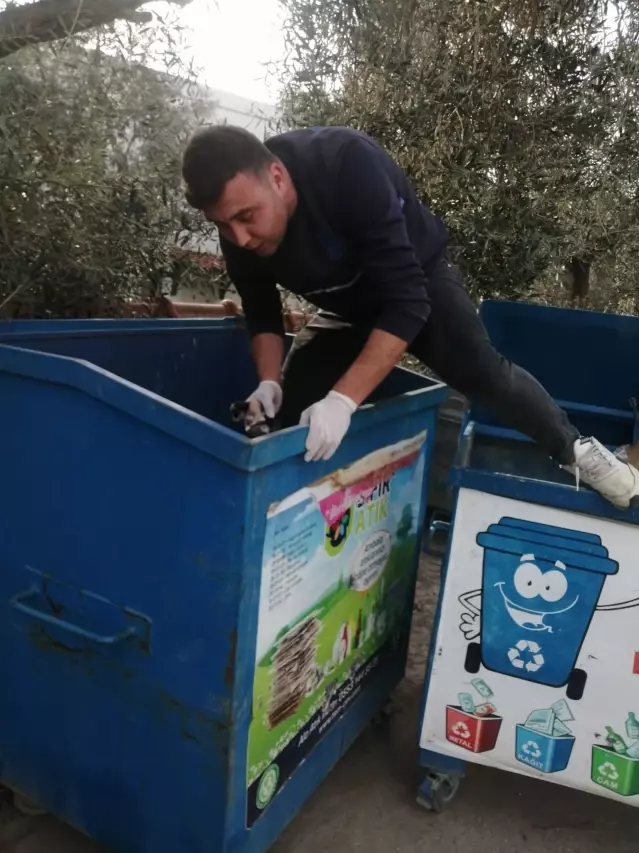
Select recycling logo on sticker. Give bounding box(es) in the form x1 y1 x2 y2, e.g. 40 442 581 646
452 721 471 740
256 764 280 810
508 639 545 673
522 741 542 759
597 762 620 786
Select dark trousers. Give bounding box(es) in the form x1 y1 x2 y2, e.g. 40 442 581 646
279 256 579 464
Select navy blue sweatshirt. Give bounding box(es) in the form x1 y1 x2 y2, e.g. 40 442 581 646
221 127 448 343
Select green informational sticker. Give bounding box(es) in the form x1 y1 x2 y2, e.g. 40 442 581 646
256 764 280 811
246 434 426 827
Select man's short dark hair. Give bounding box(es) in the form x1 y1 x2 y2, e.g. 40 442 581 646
182 125 276 210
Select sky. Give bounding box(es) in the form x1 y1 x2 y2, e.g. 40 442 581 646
171 0 285 105
6 0 284 105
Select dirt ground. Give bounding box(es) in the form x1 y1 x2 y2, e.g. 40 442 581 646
1 554 638 853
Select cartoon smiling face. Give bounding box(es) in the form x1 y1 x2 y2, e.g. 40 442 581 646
495 554 579 632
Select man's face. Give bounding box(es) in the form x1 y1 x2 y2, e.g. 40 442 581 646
203 163 290 257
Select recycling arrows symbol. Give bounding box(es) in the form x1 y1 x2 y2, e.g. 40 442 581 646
508 639 545 673
452 721 471 739
598 761 619 782
522 740 542 759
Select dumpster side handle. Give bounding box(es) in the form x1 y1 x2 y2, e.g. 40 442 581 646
11 588 137 645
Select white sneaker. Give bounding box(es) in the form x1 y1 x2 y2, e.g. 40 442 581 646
562 437 639 509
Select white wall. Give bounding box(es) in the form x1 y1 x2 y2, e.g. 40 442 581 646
204 87 278 141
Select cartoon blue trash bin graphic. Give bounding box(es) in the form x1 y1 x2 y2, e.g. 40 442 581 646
468 518 618 700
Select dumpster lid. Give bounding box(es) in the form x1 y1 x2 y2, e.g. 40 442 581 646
477 516 619 575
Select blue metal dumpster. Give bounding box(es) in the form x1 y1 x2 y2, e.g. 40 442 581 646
0 318 446 853
418 301 639 812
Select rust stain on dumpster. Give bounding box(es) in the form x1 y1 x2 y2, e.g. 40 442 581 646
29 626 97 659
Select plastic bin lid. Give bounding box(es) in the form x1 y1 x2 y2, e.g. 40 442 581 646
498 517 603 545
489 519 608 557
477 516 619 576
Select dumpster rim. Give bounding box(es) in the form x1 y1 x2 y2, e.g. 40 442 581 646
0 317 240 341
0 343 448 473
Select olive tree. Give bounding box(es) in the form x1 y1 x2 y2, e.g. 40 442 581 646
0 0 221 318
276 0 639 309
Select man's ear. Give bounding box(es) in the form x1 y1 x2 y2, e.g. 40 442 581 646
268 160 286 191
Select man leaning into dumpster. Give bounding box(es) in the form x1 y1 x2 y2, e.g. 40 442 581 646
181 124 639 510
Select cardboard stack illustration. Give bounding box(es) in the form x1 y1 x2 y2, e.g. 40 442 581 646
592 713 639 797
268 616 321 729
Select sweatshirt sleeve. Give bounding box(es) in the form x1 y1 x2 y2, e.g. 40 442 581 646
221 238 285 339
334 138 431 343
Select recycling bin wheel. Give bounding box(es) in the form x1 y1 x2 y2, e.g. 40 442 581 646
566 668 587 701
417 771 461 812
464 642 481 674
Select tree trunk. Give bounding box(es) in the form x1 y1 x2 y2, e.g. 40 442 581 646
0 0 193 60
566 256 591 300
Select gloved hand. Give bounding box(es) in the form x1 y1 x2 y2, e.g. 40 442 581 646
300 391 357 462
245 380 283 427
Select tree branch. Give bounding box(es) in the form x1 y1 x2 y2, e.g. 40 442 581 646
0 0 194 59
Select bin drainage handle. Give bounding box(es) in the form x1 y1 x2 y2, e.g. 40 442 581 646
423 514 451 554
10 588 136 645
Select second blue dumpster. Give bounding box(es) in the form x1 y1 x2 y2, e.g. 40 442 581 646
417 301 639 814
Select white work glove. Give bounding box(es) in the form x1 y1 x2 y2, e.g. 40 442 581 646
245 380 282 427
300 391 357 462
